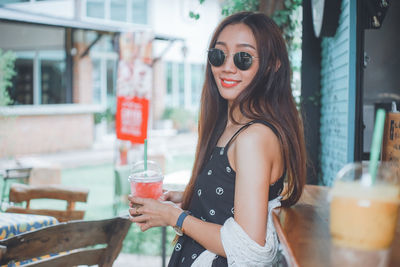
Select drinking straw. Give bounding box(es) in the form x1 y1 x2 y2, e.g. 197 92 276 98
144 139 148 171
369 109 386 185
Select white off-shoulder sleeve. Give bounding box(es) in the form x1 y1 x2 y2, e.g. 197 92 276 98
192 197 282 267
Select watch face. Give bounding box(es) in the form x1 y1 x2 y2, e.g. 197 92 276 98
173 226 183 236
312 0 325 37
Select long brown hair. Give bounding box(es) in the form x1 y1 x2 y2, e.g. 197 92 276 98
182 12 306 209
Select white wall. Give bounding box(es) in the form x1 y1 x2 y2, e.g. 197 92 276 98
5 0 75 19
151 0 221 64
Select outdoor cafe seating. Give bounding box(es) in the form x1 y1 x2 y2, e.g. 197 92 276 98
5 183 89 222
0 215 131 267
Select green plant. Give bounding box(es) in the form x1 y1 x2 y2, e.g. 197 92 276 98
190 0 302 52
94 107 115 124
0 49 16 106
221 0 259 15
162 107 197 132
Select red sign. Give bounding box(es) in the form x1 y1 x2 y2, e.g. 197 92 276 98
116 96 149 144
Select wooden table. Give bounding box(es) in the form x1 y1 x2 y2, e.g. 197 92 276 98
272 185 400 267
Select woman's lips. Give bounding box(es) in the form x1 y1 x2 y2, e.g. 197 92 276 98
220 78 240 88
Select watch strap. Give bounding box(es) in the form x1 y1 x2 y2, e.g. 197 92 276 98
176 211 189 228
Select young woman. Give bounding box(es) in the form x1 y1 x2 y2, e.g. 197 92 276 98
128 11 306 266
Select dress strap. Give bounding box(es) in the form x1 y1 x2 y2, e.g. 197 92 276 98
224 120 280 152
224 121 254 151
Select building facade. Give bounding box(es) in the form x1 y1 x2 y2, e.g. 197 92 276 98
302 0 399 185
0 0 221 157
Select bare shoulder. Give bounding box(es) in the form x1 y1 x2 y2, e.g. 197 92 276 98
235 123 281 152
233 122 283 183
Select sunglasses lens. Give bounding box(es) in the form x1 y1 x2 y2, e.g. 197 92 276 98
234 52 253 70
208 49 225 67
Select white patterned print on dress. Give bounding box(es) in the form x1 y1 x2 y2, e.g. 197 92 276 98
200 216 206 221
231 207 234 214
197 189 202 197
216 187 224 195
220 147 224 155
226 166 231 173
209 209 215 216
192 254 197 260
207 170 213 175
181 257 185 263
175 242 182 251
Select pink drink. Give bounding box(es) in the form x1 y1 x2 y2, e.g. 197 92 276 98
129 161 164 200
130 180 163 199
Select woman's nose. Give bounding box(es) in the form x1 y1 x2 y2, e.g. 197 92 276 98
221 54 237 73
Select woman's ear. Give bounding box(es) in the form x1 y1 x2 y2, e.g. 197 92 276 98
275 60 281 72
266 60 281 72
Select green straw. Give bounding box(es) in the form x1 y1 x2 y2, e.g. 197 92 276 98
144 139 148 171
369 109 386 185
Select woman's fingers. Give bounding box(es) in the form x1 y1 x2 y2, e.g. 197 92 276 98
128 195 147 205
128 207 141 217
136 222 151 232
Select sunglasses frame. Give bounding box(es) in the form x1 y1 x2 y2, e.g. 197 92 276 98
207 48 258 71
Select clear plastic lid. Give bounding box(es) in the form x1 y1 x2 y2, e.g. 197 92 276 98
128 160 163 183
329 162 400 203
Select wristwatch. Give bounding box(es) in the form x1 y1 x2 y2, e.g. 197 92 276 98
173 211 189 236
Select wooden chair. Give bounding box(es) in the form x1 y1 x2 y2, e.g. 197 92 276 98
0 216 132 267
5 183 89 222
0 167 32 210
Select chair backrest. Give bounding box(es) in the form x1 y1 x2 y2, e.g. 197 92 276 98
5 183 89 222
0 216 132 267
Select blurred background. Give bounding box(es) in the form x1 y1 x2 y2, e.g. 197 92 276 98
3 0 398 266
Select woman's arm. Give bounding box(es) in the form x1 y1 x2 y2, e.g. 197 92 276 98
232 123 283 246
128 196 226 256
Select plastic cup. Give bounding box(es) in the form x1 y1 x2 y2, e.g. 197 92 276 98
129 160 164 200
329 162 400 251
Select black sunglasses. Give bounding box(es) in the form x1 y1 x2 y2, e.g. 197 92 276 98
207 48 257 71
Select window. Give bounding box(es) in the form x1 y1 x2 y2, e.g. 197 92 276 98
164 62 204 110
85 0 148 25
40 51 67 104
8 50 67 105
11 56 34 105
86 0 105 19
0 22 69 106
191 64 204 107
1 0 29 4
165 62 173 107
131 0 147 24
178 63 184 107
110 0 127 22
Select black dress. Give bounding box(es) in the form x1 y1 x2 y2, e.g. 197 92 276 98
168 120 284 267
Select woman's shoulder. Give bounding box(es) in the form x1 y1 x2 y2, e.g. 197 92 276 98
235 122 281 153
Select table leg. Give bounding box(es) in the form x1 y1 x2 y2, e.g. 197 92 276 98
162 226 166 267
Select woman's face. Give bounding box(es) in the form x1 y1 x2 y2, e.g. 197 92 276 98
211 23 259 103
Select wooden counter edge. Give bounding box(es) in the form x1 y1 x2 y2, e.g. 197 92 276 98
272 209 300 267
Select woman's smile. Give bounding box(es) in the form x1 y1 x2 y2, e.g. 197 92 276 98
220 77 241 88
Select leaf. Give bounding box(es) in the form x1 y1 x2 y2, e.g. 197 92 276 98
189 11 200 20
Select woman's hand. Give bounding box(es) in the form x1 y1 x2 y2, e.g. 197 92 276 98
159 190 184 205
128 195 182 232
